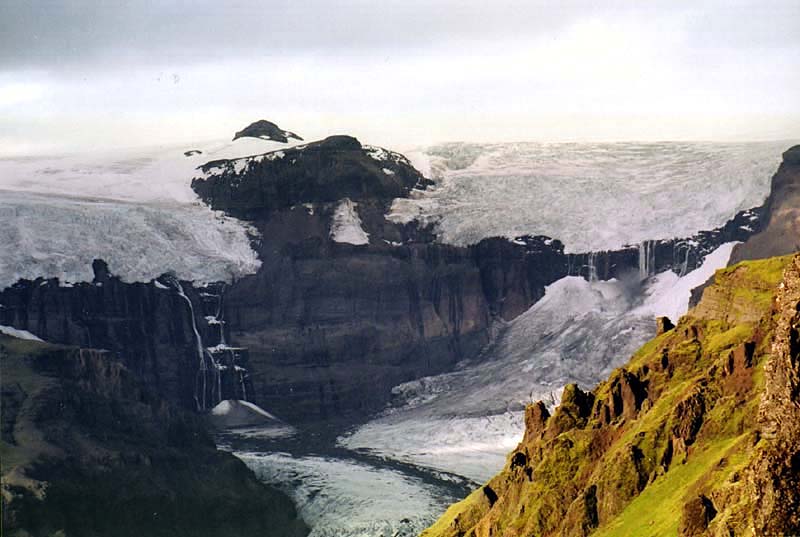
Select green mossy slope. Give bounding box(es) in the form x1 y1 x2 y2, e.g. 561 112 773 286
422 254 800 537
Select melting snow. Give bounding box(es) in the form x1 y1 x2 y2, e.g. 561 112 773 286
634 242 738 322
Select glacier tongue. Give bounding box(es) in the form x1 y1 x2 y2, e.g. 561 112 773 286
0 139 271 287
236 451 459 537
339 243 737 482
0 191 260 288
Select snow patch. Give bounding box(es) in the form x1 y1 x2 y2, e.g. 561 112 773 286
0 325 44 342
330 198 369 245
212 399 279 420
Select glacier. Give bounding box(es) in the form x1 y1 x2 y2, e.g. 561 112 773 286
0 137 305 287
235 451 462 537
390 141 785 252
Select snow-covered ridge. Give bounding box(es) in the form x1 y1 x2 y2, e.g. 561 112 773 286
391 141 785 252
363 144 413 167
200 149 288 177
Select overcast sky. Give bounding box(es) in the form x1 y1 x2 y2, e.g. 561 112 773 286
1 0 798 155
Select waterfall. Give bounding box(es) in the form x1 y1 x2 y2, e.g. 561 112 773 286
163 275 228 411
638 241 656 280
215 286 227 346
674 242 692 277
587 251 599 283
164 276 209 411
161 276 250 409
236 365 248 401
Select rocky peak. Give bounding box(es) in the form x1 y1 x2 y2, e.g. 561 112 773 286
192 134 427 219
232 119 303 143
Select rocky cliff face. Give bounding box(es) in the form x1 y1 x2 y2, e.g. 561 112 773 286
0 260 253 413
190 138 494 420
0 335 308 537
730 145 800 264
421 253 800 537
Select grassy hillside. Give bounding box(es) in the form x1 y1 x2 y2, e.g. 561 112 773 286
422 254 800 537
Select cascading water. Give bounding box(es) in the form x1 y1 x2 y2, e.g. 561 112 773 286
200 284 252 406
673 241 695 277
162 274 222 411
587 251 599 282
638 240 656 280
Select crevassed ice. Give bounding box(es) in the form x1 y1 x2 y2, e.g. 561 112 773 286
0 191 260 287
340 243 737 482
0 137 293 287
391 141 786 252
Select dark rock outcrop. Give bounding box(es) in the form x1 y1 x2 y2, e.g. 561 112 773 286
730 144 800 263
0 335 308 537
656 316 675 335
679 495 717 536
232 119 303 143
193 135 427 220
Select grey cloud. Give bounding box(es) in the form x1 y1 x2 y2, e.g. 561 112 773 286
0 0 675 69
